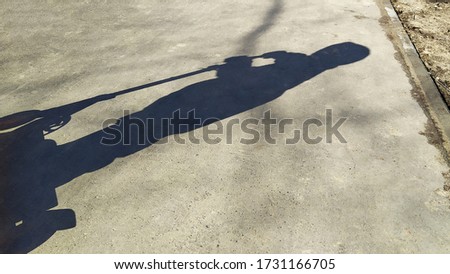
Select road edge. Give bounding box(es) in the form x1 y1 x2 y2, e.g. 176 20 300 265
378 0 450 163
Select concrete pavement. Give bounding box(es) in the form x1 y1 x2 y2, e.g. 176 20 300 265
1 0 450 253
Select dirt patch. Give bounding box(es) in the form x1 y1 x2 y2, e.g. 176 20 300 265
391 0 450 106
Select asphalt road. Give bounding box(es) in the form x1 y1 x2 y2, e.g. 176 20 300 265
1 0 450 253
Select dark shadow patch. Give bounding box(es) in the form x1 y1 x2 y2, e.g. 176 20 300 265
0 42 369 253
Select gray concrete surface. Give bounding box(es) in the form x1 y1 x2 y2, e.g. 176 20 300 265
1 0 450 253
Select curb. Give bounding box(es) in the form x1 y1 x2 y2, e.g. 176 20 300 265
380 0 450 157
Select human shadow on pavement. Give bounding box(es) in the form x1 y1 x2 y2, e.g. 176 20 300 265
0 42 369 253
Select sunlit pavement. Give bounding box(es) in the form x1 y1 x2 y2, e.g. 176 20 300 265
1 0 450 253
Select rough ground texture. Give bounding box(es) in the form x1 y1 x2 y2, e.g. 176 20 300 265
392 0 450 105
1 0 450 253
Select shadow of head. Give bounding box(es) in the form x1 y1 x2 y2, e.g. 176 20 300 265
259 42 369 69
309 42 370 69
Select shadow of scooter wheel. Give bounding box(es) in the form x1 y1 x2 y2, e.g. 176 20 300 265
2 208 76 253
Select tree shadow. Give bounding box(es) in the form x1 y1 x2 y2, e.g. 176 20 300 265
239 0 283 53
0 42 369 253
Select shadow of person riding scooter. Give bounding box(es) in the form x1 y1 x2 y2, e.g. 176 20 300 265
0 42 369 253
